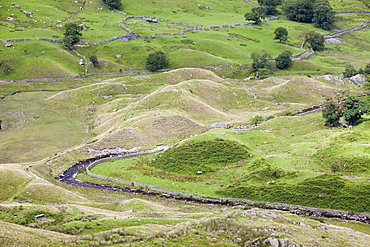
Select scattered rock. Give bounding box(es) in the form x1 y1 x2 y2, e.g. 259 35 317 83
299 222 310 227
325 38 346 44
280 239 291 247
349 74 366 83
116 54 122 58
5 43 12 47
210 122 228 128
236 209 282 219
263 237 279 247
317 75 345 86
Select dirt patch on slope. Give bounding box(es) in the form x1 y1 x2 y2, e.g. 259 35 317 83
89 115 209 149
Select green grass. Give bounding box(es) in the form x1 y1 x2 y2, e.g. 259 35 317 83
88 110 370 212
220 174 370 212
0 91 91 163
1 0 370 79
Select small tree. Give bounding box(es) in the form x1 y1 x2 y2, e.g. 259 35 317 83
244 7 267 24
285 0 314 23
274 27 288 42
343 65 357 78
146 51 169 70
275 51 292 69
63 23 82 49
251 51 271 77
251 115 265 125
342 96 370 125
312 0 335 30
103 0 122 9
322 101 342 126
89 55 99 68
305 31 325 51
257 0 282 14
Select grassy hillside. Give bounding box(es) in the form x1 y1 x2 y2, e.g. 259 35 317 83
1 0 370 245
1 0 369 79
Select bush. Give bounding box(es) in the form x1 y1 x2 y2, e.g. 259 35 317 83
275 51 292 69
146 51 169 70
103 0 122 9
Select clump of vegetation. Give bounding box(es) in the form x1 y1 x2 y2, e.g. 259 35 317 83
322 96 370 126
103 0 122 9
305 31 325 51
219 174 370 212
146 51 169 70
63 23 83 49
285 0 335 30
275 51 292 69
244 7 267 24
258 0 282 15
149 139 249 175
274 27 288 43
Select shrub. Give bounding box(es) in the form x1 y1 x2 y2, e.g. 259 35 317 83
146 51 169 70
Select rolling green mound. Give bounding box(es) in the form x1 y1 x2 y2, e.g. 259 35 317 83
149 139 249 175
219 174 370 212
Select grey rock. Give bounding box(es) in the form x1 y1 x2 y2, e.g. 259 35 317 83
210 122 228 128
324 38 345 44
280 239 291 247
349 74 366 82
263 237 279 247
299 222 310 227
317 226 327 230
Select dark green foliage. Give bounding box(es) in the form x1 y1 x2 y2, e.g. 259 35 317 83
244 7 267 24
149 139 249 175
285 0 314 23
305 31 325 51
364 62 370 76
219 174 370 212
63 23 82 49
103 0 122 9
257 0 282 14
89 55 99 67
63 23 82 37
63 35 80 49
251 51 271 73
275 50 292 69
274 27 288 42
251 115 265 125
322 101 342 126
312 0 335 30
343 64 358 78
146 51 169 70
342 96 370 125
285 0 335 29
